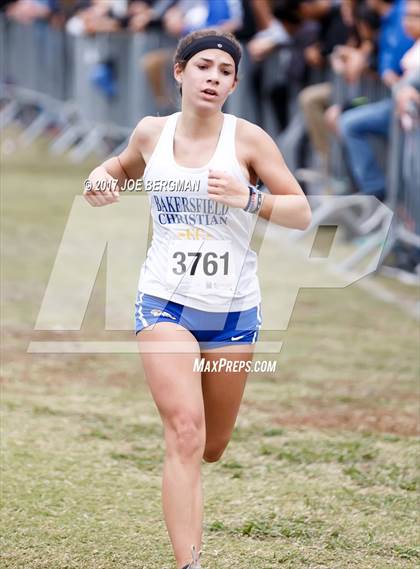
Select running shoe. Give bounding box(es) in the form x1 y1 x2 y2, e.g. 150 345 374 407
181 545 201 569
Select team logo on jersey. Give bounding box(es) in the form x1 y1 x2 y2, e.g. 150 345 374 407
150 309 177 320
177 228 213 240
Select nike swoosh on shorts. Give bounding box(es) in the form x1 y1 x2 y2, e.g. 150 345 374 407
231 334 246 341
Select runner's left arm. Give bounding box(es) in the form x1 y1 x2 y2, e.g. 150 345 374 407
248 123 312 229
207 122 311 230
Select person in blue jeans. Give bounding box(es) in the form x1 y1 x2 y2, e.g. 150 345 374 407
339 98 393 201
339 0 413 201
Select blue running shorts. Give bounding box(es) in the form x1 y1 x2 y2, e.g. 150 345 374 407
135 292 262 350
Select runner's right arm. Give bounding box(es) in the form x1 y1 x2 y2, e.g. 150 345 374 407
84 118 148 207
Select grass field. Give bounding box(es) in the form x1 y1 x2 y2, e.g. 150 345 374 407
1 131 419 569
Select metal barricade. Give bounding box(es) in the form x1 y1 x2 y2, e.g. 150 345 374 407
401 125 420 240
329 71 352 182
3 21 279 152
335 111 420 275
129 30 178 125
2 17 417 279
223 43 258 124
73 33 129 127
277 67 330 176
1 18 74 102
7 21 43 94
0 17 77 146
69 30 178 161
67 29 178 130
291 71 393 264
0 14 9 85
384 114 420 258
44 26 74 102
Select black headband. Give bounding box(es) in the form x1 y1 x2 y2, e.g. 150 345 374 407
178 35 241 74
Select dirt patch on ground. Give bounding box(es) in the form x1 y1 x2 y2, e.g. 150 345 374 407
1 351 142 390
242 398 419 436
273 408 419 437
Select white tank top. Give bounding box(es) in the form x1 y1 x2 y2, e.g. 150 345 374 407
137 111 261 312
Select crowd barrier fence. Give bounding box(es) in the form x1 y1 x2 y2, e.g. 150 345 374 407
1 16 418 281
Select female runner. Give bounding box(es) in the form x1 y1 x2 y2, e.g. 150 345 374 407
84 29 311 569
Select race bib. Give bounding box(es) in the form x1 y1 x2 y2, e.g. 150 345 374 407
166 240 236 292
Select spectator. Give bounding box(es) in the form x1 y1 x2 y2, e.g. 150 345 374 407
234 0 258 43
66 0 169 35
49 0 88 28
246 0 296 62
5 0 51 23
338 0 414 201
66 0 124 35
323 3 381 143
141 0 243 109
394 0 420 129
0 0 18 11
298 0 354 172
246 0 318 132
389 0 420 274
163 0 242 37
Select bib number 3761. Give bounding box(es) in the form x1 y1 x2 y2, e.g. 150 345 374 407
167 240 235 291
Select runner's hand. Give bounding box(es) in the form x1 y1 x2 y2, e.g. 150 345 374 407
83 167 119 207
208 169 249 209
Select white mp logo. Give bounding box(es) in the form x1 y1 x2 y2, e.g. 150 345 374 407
28 195 393 354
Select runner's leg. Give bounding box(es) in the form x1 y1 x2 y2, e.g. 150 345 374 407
138 323 204 569
201 345 254 462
